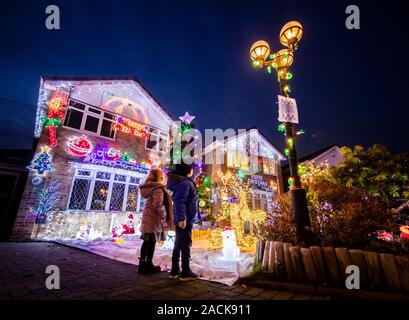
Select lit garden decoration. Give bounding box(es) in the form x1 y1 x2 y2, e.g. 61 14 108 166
28 145 54 185
42 91 69 147
32 180 61 237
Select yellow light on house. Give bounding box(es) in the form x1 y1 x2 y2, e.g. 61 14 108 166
279 21 303 49
250 40 271 66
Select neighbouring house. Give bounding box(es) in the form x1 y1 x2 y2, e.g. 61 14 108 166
0 147 37 240
203 128 286 217
0 98 38 241
11 76 174 240
282 144 344 191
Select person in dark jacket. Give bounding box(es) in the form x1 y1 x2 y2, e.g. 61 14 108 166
167 163 199 281
138 168 174 274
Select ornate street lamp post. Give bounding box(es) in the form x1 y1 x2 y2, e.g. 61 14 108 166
249 21 312 244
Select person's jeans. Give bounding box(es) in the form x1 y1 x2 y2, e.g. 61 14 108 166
171 224 193 274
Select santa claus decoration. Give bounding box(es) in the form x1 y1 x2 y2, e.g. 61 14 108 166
111 224 125 244
123 214 135 234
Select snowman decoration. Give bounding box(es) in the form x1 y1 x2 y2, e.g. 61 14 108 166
88 228 103 240
162 231 176 250
134 216 142 236
221 226 240 261
75 224 88 240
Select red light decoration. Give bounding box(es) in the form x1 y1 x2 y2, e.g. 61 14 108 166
43 91 68 147
400 225 409 239
49 125 57 147
114 116 148 138
67 135 92 156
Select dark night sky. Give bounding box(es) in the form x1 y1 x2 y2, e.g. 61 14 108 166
0 0 408 156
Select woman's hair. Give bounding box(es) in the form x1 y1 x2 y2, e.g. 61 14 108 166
145 168 164 183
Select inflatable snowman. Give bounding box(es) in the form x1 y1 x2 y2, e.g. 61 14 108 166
134 215 142 236
75 224 88 240
221 226 240 261
88 228 103 240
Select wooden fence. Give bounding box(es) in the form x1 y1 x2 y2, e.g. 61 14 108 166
255 240 409 293
192 229 211 239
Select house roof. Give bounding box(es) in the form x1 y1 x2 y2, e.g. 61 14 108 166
41 75 174 121
203 127 286 161
281 144 341 169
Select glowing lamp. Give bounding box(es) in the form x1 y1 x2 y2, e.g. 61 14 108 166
279 21 303 49
250 40 270 66
275 49 294 68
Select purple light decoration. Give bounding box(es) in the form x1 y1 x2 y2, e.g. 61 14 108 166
84 146 150 173
178 111 195 124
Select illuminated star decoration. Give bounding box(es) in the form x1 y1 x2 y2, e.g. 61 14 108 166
179 112 195 125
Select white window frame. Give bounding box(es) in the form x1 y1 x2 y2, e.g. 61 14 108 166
262 157 277 176
145 128 169 154
248 189 274 214
226 149 249 170
63 99 117 140
67 163 147 213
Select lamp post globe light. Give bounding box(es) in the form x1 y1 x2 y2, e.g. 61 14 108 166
249 21 312 244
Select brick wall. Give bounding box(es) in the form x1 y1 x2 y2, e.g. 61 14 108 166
11 126 156 240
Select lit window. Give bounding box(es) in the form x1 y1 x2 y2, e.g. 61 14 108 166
227 149 250 170
227 150 235 167
240 152 249 170
269 159 276 175
68 168 145 213
260 157 277 175
64 99 116 139
263 158 269 174
254 193 261 210
146 128 168 153
68 179 90 210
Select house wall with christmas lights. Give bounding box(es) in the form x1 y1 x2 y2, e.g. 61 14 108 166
203 129 286 219
11 76 174 240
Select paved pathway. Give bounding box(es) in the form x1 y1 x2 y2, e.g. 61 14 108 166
0 242 328 300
